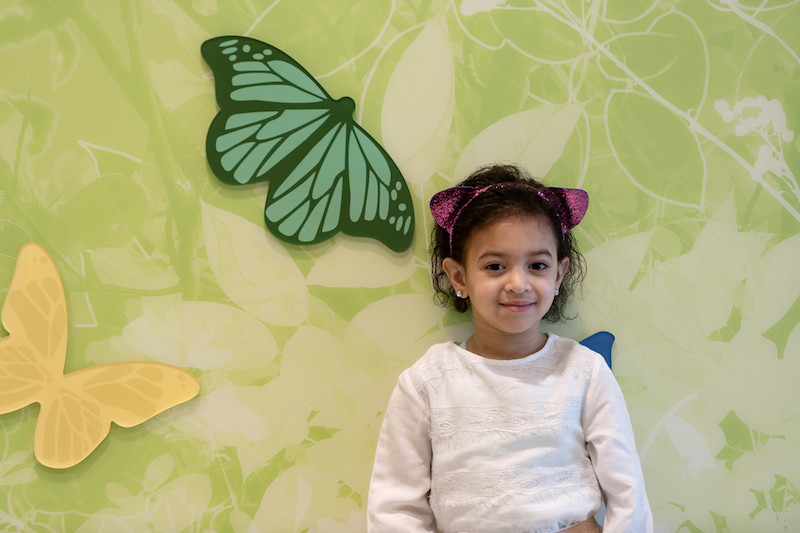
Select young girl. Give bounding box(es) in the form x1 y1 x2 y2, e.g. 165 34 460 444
367 165 653 532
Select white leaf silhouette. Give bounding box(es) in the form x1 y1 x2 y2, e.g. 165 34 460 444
89 242 178 290
306 238 416 287
202 201 308 326
192 386 270 441
460 0 505 16
455 104 582 180
86 296 278 371
148 59 210 112
143 454 175 493
148 473 212 531
345 294 449 363
382 20 454 184
295 477 313 532
664 414 715 478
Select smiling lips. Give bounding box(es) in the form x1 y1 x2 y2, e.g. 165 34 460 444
501 301 534 312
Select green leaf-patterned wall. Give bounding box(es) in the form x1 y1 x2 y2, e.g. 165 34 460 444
1 1 798 531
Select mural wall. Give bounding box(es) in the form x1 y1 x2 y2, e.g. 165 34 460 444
1 1 798 531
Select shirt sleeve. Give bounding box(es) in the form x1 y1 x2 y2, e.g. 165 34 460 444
583 357 654 533
367 370 437 532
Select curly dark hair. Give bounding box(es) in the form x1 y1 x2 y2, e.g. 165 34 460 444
429 163 586 322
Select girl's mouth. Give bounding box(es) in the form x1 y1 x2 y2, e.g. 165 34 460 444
502 302 533 312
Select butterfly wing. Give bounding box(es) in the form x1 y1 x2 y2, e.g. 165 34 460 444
207 106 338 186
202 35 415 252
0 242 66 414
203 35 332 112
34 362 200 469
202 35 340 186
263 121 415 252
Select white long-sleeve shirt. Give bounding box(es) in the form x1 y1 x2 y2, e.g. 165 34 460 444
368 334 653 533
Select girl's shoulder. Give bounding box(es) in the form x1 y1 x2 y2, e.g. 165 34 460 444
516 334 600 381
550 333 609 370
401 341 473 393
549 333 601 360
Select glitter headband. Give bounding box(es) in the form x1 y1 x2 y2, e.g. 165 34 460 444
429 183 589 253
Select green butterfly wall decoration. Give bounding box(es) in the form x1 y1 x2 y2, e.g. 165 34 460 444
202 36 415 253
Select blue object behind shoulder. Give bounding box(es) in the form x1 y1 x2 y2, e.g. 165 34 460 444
579 331 614 369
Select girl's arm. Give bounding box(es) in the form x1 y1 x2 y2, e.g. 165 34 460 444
583 358 654 533
367 371 436 532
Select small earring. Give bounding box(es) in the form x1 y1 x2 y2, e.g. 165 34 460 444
554 288 560 296
456 290 463 298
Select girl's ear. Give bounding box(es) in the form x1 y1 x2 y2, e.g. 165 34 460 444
442 258 467 298
556 257 570 290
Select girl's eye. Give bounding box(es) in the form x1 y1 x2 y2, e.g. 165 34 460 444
486 263 504 271
530 262 547 271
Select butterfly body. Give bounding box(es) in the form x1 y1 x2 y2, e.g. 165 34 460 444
0 243 199 469
203 36 414 252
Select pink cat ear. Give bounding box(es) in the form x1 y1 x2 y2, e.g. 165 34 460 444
536 187 589 234
429 186 484 234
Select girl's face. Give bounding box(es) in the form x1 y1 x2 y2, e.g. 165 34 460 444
443 215 569 358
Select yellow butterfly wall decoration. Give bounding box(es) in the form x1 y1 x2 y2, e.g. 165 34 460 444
0 242 200 469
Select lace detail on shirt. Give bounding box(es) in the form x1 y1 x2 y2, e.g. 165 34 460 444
430 397 584 446
430 462 601 532
408 339 596 396
408 348 475 394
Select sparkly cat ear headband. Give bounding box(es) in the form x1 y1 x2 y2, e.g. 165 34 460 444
429 183 589 253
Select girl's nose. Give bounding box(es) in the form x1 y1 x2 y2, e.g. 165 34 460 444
506 267 531 293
